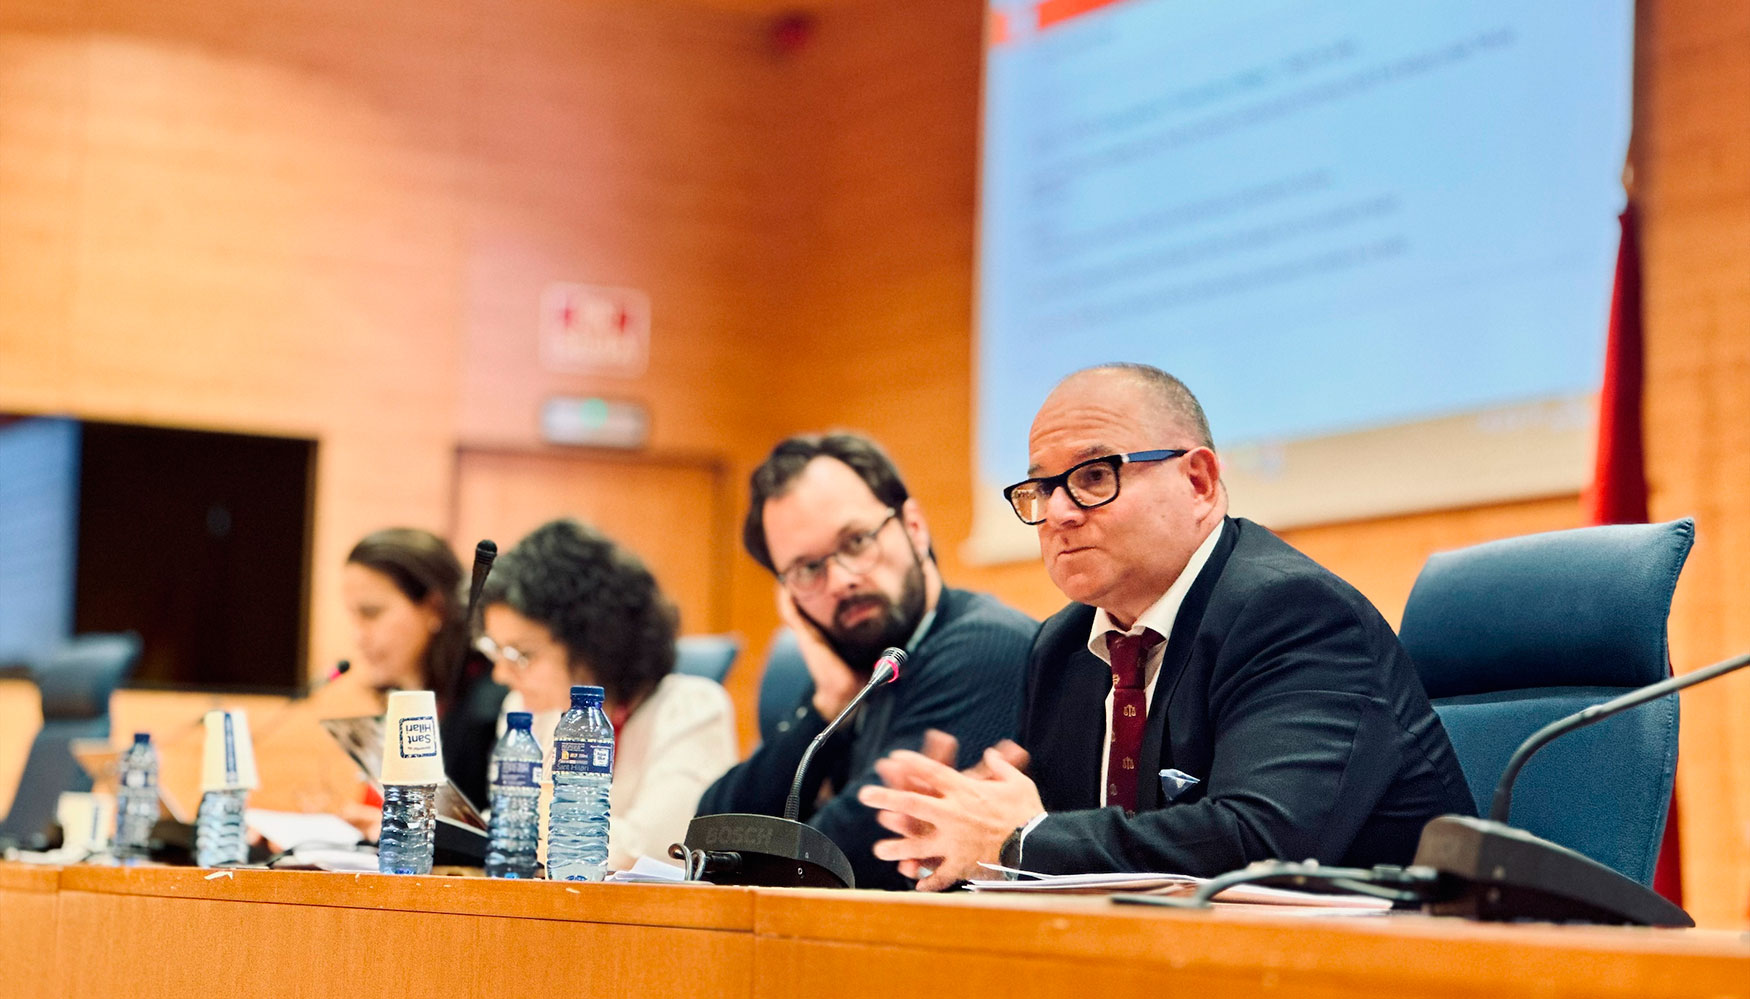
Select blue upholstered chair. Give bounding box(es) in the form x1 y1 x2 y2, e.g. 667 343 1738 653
674 634 741 684
0 633 141 848
756 629 813 745
1397 519 1693 887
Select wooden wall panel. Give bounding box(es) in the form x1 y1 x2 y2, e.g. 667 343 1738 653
1637 0 1750 929
451 448 729 636
0 14 82 413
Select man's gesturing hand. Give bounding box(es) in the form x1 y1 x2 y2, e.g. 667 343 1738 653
857 735 1042 892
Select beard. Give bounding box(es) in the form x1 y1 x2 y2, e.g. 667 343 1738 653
802 554 929 673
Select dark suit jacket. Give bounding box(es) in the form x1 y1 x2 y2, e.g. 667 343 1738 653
697 587 1035 890
1019 517 1473 876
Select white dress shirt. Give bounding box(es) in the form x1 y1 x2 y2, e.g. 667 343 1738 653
1085 518 1227 807
1010 518 1227 872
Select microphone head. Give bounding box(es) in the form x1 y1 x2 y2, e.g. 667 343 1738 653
873 647 907 684
336 659 351 675
474 539 497 564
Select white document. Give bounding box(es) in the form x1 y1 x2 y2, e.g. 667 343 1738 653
969 864 1391 909
604 855 689 883
245 809 364 851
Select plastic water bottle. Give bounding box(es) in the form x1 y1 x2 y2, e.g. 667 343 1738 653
547 685 613 881
486 712 543 879
114 733 160 861
195 788 248 867
377 784 438 875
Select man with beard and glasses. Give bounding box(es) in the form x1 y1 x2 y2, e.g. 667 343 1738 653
695 433 1037 889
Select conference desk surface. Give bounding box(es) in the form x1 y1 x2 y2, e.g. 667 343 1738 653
3 861 1748 998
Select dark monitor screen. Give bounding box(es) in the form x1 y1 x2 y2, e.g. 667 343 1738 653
70 420 315 693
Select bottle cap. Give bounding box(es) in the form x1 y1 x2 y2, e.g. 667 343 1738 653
506 711 533 729
380 690 447 786
569 685 605 708
200 710 260 792
132 732 151 746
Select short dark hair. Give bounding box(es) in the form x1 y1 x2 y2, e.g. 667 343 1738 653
347 527 469 699
480 519 678 706
1073 362 1215 449
743 433 913 574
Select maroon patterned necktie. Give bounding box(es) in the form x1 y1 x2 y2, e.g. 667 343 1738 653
1105 629 1162 814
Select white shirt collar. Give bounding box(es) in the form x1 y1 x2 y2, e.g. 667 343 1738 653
1087 518 1226 659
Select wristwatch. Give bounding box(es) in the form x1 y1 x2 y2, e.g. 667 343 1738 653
999 825 1026 878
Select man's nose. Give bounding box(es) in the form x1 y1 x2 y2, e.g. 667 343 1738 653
822 556 864 595
1039 483 1089 530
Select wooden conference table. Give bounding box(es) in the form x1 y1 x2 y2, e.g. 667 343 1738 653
3 861 1748 998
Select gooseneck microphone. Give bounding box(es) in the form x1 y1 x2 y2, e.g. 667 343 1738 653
451 540 496 705
1489 651 1750 823
1414 649 1750 926
466 540 497 626
681 646 909 889
784 647 905 822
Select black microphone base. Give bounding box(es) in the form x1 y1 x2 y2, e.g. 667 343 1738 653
1412 815 1692 926
683 813 856 889
435 815 487 867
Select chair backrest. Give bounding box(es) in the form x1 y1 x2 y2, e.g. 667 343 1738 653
757 629 813 745
1398 519 1693 887
0 633 142 847
673 634 741 684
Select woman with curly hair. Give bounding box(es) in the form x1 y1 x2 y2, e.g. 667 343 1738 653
478 518 736 870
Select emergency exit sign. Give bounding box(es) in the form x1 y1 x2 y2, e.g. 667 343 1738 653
539 282 650 377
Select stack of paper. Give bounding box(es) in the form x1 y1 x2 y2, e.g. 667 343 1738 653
969 865 1391 910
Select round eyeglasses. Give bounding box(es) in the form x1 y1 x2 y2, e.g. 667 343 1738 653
1002 449 1190 525
778 510 900 595
475 635 537 671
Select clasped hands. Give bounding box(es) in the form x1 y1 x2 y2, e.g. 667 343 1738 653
856 729 1044 892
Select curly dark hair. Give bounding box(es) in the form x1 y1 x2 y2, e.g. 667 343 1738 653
346 527 471 702
480 519 678 706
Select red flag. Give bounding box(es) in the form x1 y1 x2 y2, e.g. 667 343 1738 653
1584 205 1681 906
1585 206 1648 524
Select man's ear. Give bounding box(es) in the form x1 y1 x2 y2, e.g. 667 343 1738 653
900 497 932 559
1184 447 1222 509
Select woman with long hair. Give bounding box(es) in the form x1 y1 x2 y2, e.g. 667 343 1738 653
341 527 505 808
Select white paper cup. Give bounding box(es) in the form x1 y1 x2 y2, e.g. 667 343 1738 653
57 791 115 851
200 709 261 792
380 690 446 786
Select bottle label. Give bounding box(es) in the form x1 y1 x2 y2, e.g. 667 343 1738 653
398 716 438 758
551 739 613 775
492 759 542 789
223 713 239 784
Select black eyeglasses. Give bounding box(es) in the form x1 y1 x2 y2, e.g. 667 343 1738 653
777 510 900 594
1002 449 1190 525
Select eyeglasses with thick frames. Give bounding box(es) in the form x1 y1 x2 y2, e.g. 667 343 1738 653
475 635 538 672
778 510 900 595
1002 449 1190 525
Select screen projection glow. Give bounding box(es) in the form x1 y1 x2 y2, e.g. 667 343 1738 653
972 0 1632 559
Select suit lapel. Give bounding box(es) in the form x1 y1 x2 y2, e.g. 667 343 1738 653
1027 605 1108 812
1137 518 1239 811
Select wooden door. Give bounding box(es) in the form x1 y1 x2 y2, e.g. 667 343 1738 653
451 448 730 635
